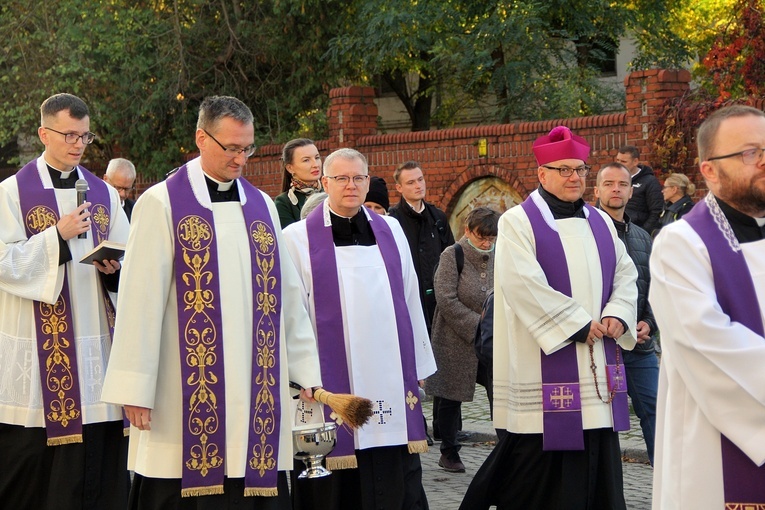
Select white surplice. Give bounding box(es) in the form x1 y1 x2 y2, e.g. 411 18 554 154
0 155 129 427
650 219 765 509
493 194 637 434
282 203 437 450
100 158 322 478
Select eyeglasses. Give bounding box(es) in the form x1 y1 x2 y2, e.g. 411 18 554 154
112 185 134 193
44 127 96 145
542 165 591 177
707 147 765 165
472 234 497 245
324 175 369 186
203 129 256 158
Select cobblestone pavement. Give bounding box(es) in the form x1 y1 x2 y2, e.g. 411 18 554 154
420 386 653 509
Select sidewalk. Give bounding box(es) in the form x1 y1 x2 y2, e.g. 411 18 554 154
421 384 650 464
419 385 653 509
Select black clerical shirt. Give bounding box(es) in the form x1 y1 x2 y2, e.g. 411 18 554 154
538 186 586 219
329 208 376 246
204 176 240 202
716 196 765 243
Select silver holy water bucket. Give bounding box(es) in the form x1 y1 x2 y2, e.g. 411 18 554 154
292 422 337 479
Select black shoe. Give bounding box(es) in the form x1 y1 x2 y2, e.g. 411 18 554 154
426 433 434 447
456 431 472 442
438 454 465 473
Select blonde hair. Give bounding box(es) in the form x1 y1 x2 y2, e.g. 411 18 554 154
664 173 695 196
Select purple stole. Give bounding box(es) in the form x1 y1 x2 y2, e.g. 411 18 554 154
684 196 765 507
166 166 282 497
305 205 427 469
521 194 629 451
16 159 112 445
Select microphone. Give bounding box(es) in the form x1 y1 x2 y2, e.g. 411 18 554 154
75 179 89 239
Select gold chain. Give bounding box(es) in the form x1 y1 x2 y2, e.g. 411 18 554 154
588 342 621 404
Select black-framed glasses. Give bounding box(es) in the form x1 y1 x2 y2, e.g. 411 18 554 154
112 185 135 193
707 147 765 165
44 127 96 145
542 165 591 177
324 175 369 186
203 129 256 158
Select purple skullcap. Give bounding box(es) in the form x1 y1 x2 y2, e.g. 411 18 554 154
532 126 590 166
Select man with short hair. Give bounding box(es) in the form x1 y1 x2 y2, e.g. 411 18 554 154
594 162 660 465
101 96 322 509
461 126 637 509
389 162 454 445
283 148 436 510
615 145 664 234
650 105 765 508
389 161 454 334
103 158 137 221
0 93 130 509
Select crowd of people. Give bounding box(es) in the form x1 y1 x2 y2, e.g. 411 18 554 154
1 92 764 510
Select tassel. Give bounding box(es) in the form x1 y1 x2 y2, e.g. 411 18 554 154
181 485 225 497
47 434 83 446
408 439 429 454
326 454 358 470
244 487 279 497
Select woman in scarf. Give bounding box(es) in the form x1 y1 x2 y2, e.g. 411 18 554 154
274 138 322 228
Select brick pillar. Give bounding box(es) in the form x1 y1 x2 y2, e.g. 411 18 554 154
327 86 378 149
623 69 691 158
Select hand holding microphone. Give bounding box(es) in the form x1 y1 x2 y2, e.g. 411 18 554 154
55 179 91 241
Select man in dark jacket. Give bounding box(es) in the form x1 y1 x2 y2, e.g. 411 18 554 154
389 161 455 446
616 145 664 234
594 162 660 465
389 161 455 334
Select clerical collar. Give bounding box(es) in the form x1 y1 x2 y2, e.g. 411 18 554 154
538 186 585 219
203 175 239 202
47 165 78 189
329 208 376 247
715 195 765 243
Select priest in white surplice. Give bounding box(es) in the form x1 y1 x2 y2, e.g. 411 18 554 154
460 126 637 510
0 93 130 509
650 105 765 509
101 96 322 510
282 148 437 510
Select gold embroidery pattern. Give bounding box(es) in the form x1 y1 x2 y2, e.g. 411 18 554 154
39 298 80 427
248 220 278 477
177 215 223 477
25 206 58 234
91 204 110 241
406 390 419 411
725 504 765 510
549 386 575 409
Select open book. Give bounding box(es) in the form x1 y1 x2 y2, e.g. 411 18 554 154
79 240 126 265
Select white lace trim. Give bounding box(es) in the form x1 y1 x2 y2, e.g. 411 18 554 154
705 192 741 252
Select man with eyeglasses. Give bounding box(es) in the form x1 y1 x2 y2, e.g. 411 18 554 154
104 158 137 222
282 148 436 510
0 93 130 509
461 126 637 509
650 105 765 508
101 96 322 509
615 145 664 234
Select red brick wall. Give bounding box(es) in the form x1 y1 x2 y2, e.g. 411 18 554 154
137 69 697 213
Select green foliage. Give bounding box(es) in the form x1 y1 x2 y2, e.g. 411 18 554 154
648 0 764 175
0 0 718 177
0 0 345 177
